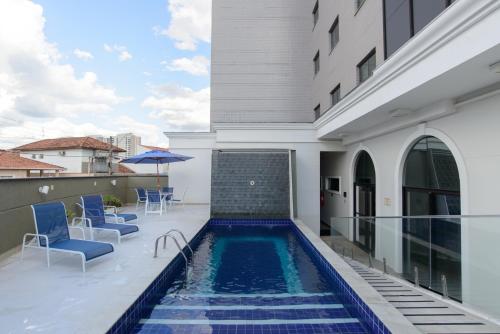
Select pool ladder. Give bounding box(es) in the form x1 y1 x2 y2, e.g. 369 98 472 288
153 229 194 275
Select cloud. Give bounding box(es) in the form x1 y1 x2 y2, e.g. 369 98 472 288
158 0 211 51
142 84 210 131
0 0 128 146
103 43 132 62
165 55 209 76
143 71 152 77
73 48 94 61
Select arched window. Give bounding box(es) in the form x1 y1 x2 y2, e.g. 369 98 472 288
403 136 460 215
402 136 461 300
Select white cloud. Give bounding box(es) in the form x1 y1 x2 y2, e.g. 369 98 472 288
143 71 152 77
0 0 128 147
142 84 210 131
73 48 94 61
103 44 132 62
159 0 211 51
118 50 132 62
166 55 209 76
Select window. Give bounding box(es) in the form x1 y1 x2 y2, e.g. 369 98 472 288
329 17 339 52
383 0 454 58
356 0 366 11
38 154 44 159
330 84 341 107
325 176 341 194
357 49 376 83
313 51 320 76
314 104 321 119
312 1 319 27
31 154 36 159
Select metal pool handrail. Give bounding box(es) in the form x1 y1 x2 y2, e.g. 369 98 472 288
153 234 189 275
165 229 194 255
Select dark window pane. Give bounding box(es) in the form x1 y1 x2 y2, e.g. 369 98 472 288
413 0 447 33
330 85 341 107
404 136 460 192
384 0 411 57
312 1 319 27
329 18 339 51
358 50 376 83
355 151 375 185
314 104 321 119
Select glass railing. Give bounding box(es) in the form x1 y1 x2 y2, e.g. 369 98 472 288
323 215 500 320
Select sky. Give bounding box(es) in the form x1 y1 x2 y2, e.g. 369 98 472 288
0 0 211 149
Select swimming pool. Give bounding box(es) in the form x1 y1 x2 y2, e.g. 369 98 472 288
109 220 389 334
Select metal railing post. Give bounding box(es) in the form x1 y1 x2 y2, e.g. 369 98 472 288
414 266 420 288
441 275 449 299
383 257 387 274
368 254 373 268
351 248 354 260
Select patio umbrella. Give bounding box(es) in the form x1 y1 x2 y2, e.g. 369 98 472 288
119 150 193 190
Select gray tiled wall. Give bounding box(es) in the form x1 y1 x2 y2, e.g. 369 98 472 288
211 150 290 218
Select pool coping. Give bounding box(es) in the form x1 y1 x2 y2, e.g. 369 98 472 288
293 219 420 334
109 218 420 334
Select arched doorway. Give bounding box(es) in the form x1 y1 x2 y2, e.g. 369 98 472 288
402 136 461 298
353 151 376 256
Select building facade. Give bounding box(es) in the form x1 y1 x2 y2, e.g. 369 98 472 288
166 0 500 318
14 137 126 175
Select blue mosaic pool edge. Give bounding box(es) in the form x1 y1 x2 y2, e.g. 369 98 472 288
107 218 390 334
107 224 209 334
289 223 391 334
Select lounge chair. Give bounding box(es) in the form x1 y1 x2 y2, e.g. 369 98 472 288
135 187 147 210
145 190 165 215
170 187 188 207
80 195 139 243
22 202 114 272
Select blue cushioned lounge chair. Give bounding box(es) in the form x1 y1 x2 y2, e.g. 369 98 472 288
22 202 114 272
80 195 139 243
135 187 147 210
145 189 165 215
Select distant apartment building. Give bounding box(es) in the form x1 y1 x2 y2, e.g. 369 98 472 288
0 150 64 178
166 0 500 318
14 136 126 175
91 133 141 158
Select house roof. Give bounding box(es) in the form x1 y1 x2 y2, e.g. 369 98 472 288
14 137 126 153
141 145 169 152
0 151 65 171
117 164 135 174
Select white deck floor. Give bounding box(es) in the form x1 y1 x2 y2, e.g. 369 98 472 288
0 205 209 334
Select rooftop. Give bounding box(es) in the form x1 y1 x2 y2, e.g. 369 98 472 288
0 150 65 171
14 137 126 153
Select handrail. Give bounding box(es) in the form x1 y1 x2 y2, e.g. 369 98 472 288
332 214 500 219
165 229 194 255
153 234 189 274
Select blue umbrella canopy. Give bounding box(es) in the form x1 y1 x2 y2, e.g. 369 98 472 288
119 150 193 189
119 150 193 164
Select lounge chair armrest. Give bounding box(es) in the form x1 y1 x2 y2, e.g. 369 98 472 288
22 233 48 247
104 205 117 214
71 217 91 227
104 213 125 224
68 226 86 240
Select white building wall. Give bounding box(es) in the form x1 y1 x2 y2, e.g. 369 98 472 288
20 149 86 174
211 0 313 123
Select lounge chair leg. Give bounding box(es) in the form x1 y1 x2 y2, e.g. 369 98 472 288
46 247 50 268
81 254 86 272
117 232 121 244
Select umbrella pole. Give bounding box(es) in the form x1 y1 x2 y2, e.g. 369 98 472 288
156 161 160 191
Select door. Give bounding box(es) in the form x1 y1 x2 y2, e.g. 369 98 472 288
354 183 376 255
403 187 461 299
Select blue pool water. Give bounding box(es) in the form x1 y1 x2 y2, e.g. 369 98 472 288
129 224 374 334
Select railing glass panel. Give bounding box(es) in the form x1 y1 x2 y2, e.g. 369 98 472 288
324 215 500 319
